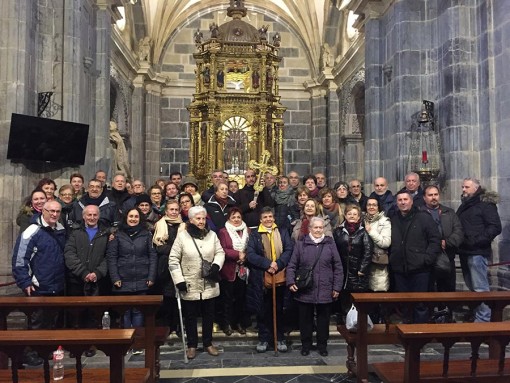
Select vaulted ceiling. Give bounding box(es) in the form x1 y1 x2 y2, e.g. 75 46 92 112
134 0 331 70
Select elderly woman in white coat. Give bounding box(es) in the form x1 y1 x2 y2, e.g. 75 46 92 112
169 206 225 359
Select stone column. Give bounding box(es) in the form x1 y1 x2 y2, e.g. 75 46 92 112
144 82 162 183
131 79 145 181
93 0 113 175
0 1 36 287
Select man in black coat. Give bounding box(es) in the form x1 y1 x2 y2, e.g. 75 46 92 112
398 172 424 208
456 177 501 322
234 170 273 229
390 190 441 323
422 185 464 293
64 205 111 356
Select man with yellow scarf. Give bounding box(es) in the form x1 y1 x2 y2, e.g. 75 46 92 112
246 206 294 353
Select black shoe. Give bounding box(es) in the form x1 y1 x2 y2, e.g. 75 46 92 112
222 325 233 336
301 349 310 356
319 349 328 357
85 348 96 357
23 351 44 367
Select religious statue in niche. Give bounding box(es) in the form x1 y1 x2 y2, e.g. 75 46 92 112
109 121 132 181
217 69 225 88
203 66 211 87
210 23 219 39
252 70 260 89
266 67 273 92
137 37 152 63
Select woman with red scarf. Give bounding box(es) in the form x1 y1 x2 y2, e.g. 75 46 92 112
333 204 374 322
291 198 332 242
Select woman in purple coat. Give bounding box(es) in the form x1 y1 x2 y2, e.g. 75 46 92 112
286 216 343 357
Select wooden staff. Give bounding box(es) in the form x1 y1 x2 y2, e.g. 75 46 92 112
272 272 278 356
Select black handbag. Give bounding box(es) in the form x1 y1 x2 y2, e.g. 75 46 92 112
191 237 217 281
294 244 324 291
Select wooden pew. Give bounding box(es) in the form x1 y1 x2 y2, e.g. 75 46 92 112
132 326 170 380
372 322 510 383
0 295 162 383
340 291 510 383
0 329 149 383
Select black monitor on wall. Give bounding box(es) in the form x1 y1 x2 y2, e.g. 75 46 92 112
7 113 89 165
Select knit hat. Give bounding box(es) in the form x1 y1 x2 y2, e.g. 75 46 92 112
136 193 152 205
181 176 199 190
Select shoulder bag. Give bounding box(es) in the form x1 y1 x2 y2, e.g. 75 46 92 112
191 237 215 280
294 244 324 291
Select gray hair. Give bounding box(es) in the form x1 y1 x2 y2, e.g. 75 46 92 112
188 205 207 220
309 216 325 227
405 172 420 181
464 177 481 190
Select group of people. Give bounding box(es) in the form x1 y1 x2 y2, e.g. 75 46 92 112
12 167 502 363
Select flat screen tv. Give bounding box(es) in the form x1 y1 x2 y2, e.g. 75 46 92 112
7 113 89 165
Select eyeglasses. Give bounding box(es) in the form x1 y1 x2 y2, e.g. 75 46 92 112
350 185 361 188
151 192 161 195
44 208 61 215
366 203 378 207
133 184 143 188
60 193 73 197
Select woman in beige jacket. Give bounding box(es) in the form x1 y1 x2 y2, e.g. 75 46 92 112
169 206 225 359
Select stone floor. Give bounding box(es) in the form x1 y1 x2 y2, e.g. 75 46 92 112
22 325 493 383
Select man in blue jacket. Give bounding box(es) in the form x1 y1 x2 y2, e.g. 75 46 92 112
12 200 66 365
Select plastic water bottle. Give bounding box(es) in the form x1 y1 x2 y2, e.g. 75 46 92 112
53 346 64 381
102 311 111 330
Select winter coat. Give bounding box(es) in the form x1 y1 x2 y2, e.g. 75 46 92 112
204 195 237 232
246 228 293 315
364 212 391 252
390 207 441 274
217 226 250 282
168 225 225 301
286 235 343 304
292 214 333 242
107 228 157 293
273 188 296 235
64 223 111 286
71 194 119 228
12 216 66 295
333 223 374 292
456 189 501 257
16 206 40 233
154 220 185 296
234 185 274 228
421 204 464 259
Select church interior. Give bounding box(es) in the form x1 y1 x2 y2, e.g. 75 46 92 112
1 0 509 312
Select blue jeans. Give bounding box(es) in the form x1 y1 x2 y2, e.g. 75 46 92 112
460 255 491 322
123 308 144 328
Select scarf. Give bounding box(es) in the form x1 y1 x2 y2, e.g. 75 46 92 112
345 220 361 235
274 187 294 206
153 215 184 246
122 223 144 237
186 222 209 239
365 211 384 224
80 192 106 207
225 220 249 251
192 193 202 206
309 233 325 243
214 195 229 209
299 218 310 238
258 223 283 261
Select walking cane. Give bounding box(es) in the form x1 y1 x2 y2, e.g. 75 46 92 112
176 291 189 364
272 272 278 356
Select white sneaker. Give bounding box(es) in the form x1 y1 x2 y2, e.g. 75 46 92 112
256 341 268 353
277 340 287 352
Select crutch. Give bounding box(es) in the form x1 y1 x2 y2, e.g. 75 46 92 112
176 291 189 363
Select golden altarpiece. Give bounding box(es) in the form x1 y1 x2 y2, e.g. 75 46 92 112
187 0 286 188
